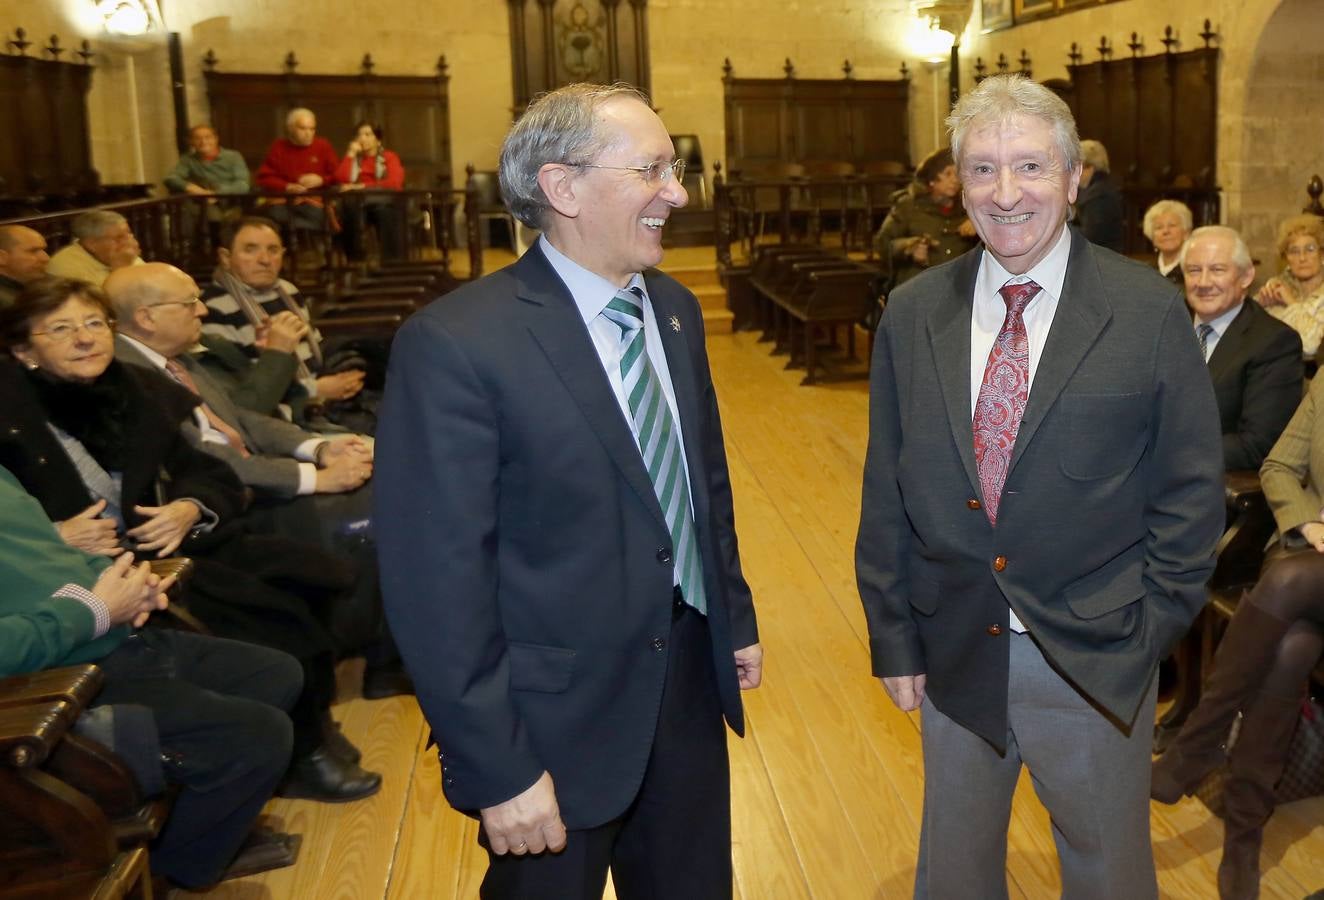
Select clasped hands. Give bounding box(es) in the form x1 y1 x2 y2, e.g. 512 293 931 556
93 552 176 628
59 498 200 559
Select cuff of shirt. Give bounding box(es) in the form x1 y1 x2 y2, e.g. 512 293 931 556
297 462 318 495
181 498 219 534
302 375 320 397
295 438 324 463
52 584 111 638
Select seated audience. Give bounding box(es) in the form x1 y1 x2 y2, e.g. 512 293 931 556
1256 213 1324 356
1143 199 1193 286
201 217 374 430
164 124 251 198
256 108 339 232
1184 225 1302 470
1152 377 1324 899
107 262 411 698
0 276 383 802
0 463 303 889
0 225 50 307
336 121 406 261
1074 139 1124 252
873 146 976 288
45 210 143 287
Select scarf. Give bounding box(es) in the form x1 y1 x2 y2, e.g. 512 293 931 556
213 266 324 377
26 362 131 472
349 151 388 185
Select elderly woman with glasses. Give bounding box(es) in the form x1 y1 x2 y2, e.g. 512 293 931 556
0 276 385 804
1257 213 1324 355
1141 199 1193 286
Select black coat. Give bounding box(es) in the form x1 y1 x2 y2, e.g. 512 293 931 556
1074 171 1125 253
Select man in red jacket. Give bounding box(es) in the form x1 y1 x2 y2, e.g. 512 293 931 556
256 108 339 232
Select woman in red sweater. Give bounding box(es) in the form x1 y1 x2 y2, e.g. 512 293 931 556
336 122 406 261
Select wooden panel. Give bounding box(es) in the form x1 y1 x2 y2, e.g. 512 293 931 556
728 101 787 168
204 68 454 190
1171 50 1219 186
0 54 95 197
1132 56 1173 188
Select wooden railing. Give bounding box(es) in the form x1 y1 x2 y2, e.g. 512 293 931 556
0 186 486 284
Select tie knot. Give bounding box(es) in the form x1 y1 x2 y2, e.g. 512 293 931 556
1197 323 1215 339
998 279 1041 317
602 287 645 337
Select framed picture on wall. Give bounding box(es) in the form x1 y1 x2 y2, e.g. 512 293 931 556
981 0 1013 32
1014 0 1056 21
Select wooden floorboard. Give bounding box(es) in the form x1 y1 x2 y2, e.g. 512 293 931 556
179 324 1323 899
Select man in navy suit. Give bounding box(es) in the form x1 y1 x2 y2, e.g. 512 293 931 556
374 83 761 899
856 75 1224 898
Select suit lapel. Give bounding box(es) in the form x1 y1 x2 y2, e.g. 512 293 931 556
1007 232 1112 473
519 246 670 532
645 273 711 531
1206 301 1253 384
927 252 981 496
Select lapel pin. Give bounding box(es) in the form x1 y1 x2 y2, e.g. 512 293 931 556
668 315 681 333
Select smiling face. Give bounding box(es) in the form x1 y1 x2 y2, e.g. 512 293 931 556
1151 212 1188 257
13 295 115 383
190 126 219 158
564 97 688 287
959 114 1080 275
1183 232 1255 322
1284 232 1323 283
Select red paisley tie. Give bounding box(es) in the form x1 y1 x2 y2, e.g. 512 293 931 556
973 279 1041 525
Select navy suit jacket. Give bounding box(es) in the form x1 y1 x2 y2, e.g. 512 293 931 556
374 243 757 827
857 231 1224 749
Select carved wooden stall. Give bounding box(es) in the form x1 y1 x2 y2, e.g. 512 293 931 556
506 0 651 113
202 51 454 190
722 58 911 177
971 23 1222 254
0 29 100 207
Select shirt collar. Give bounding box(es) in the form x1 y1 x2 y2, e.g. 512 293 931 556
1196 299 1245 336
117 333 169 370
539 235 647 326
979 224 1072 305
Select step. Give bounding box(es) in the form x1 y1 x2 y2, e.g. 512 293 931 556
693 284 728 313
669 264 722 291
702 307 734 335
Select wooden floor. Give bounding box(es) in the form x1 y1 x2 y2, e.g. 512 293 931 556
194 325 1324 899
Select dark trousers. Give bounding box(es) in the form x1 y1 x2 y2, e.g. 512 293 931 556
93 628 301 888
342 198 405 261
480 597 733 900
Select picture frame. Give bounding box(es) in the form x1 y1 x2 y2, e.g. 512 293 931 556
980 0 1013 33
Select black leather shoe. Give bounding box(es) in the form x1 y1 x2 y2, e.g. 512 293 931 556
322 715 362 764
362 663 415 700
280 747 382 803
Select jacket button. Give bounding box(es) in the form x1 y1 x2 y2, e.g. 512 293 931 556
651 637 665 651
967 498 981 510
656 548 672 565
993 555 1007 572
987 624 1003 636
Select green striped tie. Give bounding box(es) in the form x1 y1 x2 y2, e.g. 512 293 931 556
602 287 707 614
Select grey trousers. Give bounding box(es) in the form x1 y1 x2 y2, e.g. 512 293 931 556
914 631 1159 900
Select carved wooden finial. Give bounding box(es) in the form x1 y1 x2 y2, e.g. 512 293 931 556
974 57 987 81
44 34 63 60
465 162 476 178
1068 42 1082 66
360 53 374 75
1200 19 1217 48
8 27 30 56
713 160 723 178
436 55 449 78
722 58 733 80
1161 26 1178 53
996 52 1008 73
282 50 298 74
1018 49 1032 77
1128 32 1143 57
77 39 94 65
1307 174 1324 216
202 48 218 71
783 57 795 79
899 60 910 79
842 59 853 79
1097 36 1112 61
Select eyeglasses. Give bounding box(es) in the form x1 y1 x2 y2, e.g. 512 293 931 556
1286 244 1320 257
147 295 203 310
31 318 114 343
575 158 686 186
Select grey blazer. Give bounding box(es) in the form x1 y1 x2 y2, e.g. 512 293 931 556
856 230 1226 749
116 336 314 498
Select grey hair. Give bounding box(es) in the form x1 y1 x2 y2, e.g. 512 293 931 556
947 74 1081 174
72 210 128 241
1142 200 1193 241
1079 139 1109 173
286 107 315 129
1180 225 1254 272
499 82 650 229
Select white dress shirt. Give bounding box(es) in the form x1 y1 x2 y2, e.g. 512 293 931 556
969 225 1073 632
539 238 695 588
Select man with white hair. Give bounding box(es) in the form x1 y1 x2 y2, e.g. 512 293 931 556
45 210 143 286
857 75 1224 898
1074 138 1124 251
256 107 339 231
1182 224 1302 470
